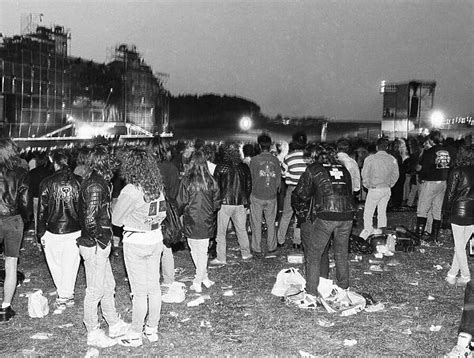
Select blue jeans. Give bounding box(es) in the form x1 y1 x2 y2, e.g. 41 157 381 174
79 244 120 332
301 218 352 295
250 194 277 253
216 205 251 262
124 240 163 333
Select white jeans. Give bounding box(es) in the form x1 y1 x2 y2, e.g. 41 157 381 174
361 187 391 239
448 224 474 279
417 181 447 221
42 230 81 299
187 238 210 285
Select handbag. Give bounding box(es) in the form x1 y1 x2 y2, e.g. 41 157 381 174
161 197 184 248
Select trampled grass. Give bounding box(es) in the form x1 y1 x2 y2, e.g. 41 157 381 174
0 210 465 356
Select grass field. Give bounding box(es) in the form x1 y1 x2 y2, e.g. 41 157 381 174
0 210 466 356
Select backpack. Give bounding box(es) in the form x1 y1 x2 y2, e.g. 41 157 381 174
161 198 184 248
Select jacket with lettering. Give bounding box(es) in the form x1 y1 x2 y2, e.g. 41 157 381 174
292 161 356 223
77 171 113 249
37 167 82 238
419 144 451 181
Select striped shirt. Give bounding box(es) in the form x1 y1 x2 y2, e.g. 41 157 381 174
283 150 307 186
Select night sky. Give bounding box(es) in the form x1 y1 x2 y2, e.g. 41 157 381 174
1 0 472 121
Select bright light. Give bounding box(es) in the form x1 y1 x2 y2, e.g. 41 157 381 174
240 116 252 131
431 111 444 128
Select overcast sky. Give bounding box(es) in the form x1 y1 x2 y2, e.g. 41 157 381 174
1 0 472 121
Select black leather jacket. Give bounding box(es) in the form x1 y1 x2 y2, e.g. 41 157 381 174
77 171 113 249
0 166 32 223
37 167 82 238
292 161 356 223
214 161 252 206
443 165 474 226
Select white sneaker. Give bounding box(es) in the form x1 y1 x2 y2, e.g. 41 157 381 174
446 275 457 285
202 279 215 288
162 282 186 303
108 319 130 338
189 282 202 293
118 331 143 347
144 325 159 343
87 328 117 348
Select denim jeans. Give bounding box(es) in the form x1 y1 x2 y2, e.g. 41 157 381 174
417 181 447 220
361 187 391 239
43 230 81 299
124 240 163 333
301 218 352 295
79 244 121 332
448 224 474 279
277 185 300 245
161 245 175 285
216 205 251 262
187 238 210 285
460 281 474 336
250 194 277 253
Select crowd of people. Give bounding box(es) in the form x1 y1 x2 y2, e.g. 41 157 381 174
0 130 472 355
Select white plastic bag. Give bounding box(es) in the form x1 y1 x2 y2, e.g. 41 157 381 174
271 268 306 297
28 290 49 318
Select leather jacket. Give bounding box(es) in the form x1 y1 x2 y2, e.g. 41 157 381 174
77 171 113 249
292 161 356 223
0 166 32 223
214 161 252 206
37 167 82 238
443 165 474 226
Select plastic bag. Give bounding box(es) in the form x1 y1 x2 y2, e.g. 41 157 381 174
271 268 306 297
28 290 49 318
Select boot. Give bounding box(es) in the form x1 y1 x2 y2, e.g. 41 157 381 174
430 219 441 243
208 238 217 260
414 217 427 246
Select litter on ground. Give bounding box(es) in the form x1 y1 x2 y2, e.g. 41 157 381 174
223 290 234 296
430 325 442 332
30 332 53 340
187 297 205 307
343 339 357 346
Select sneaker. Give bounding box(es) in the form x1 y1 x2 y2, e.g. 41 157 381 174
109 319 130 338
458 276 471 286
209 258 226 266
446 332 472 357
118 331 143 347
189 282 202 293
57 296 75 307
0 306 15 322
144 326 159 343
202 279 215 288
446 275 457 285
87 328 117 348
296 293 319 309
162 282 186 303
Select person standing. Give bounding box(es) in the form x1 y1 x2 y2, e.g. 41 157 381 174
336 139 361 197
112 148 167 347
37 150 82 312
443 152 473 286
77 146 129 348
249 133 281 256
177 150 221 293
211 143 252 265
277 132 308 249
292 144 356 301
360 137 399 239
415 130 452 242
444 151 474 357
0 138 32 322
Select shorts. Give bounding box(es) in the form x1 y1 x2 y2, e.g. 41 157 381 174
0 215 24 258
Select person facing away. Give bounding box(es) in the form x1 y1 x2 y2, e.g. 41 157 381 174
37 150 82 312
211 143 252 265
359 137 399 240
292 144 356 302
112 148 167 347
0 138 32 323
177 150 221 293
249 133 281 256
77 145 129 348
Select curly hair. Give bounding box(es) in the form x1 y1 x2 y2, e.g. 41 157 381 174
0 138 20 170
120 148 164 201
87 145 118 181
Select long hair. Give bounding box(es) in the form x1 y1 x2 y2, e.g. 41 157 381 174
87 145 117 181
120 148 164 201
0 138 20 170
184 150 217 192
149 136 169 162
